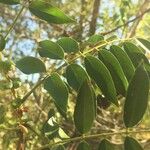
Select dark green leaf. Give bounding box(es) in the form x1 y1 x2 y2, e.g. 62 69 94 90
124 137 143 150
74 80 95 134
84 55 117 105
0 35 6 51
98 139 115 150
77 141 91 150
38 40 64 59
0 0 20 5
124 63 149 127
57 37 79 53
123 41 143 53
110 45 135 82
98 49 128 96
137 38 150 51
66 64 89 91
44 73 68 114
87 35 104 45
29 0 75 24
16 56 46 74
123 42 149 67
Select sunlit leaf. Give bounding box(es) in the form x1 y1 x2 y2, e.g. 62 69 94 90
29 0 75 24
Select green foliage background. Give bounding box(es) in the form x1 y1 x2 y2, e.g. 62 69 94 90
0 0 150 150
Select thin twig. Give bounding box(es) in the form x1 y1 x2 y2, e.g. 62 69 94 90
36 129 150 149
89 0 101 35
4 5 25 39
101 7 150 36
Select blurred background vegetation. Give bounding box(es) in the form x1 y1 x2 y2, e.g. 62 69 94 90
0 0 150 149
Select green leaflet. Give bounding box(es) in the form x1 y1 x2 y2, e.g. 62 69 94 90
66 64 89 91
98 49 128 96
38 40 64 59
87 34 104 45
84 55 118 106
29 0 75 24
123 42 149 67
77 141 91 150
110 45 135 82
44 73 69 114
123 41 150 76
57 37 79 53
123 41 143 53
74 80 95 134
0 35 6 51
137 38 150 51
98 139 115 150
123 63 149 127
0 0 20 5
16 56 46 74
124 137 143 150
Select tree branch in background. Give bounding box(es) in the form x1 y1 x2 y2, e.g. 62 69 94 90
89 0 101 35
101 7 150 36
78 0 86 40
128 0 150 37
